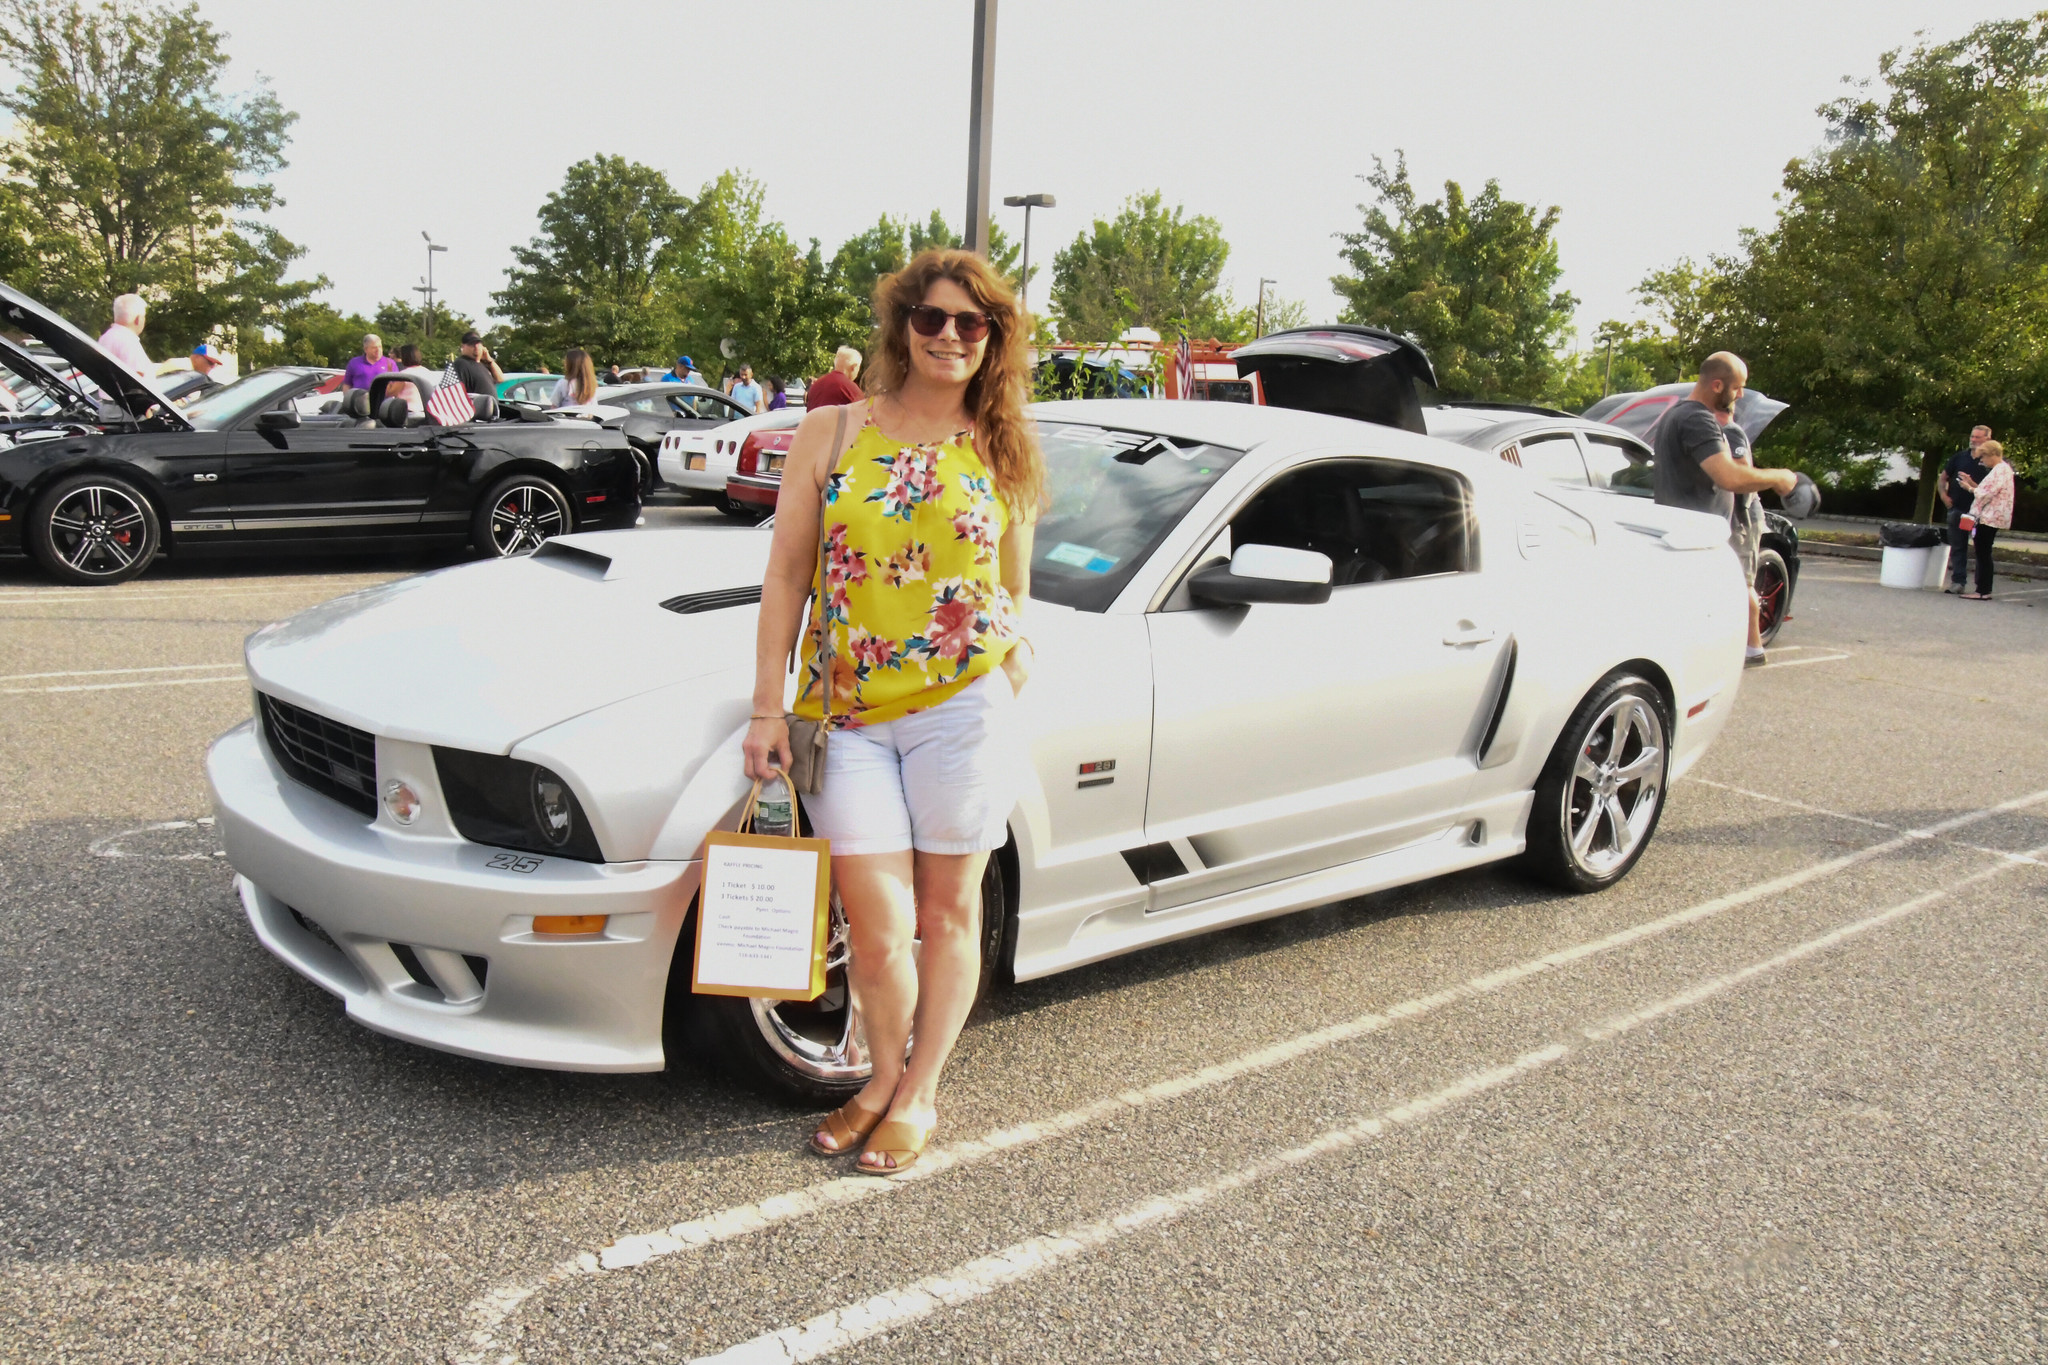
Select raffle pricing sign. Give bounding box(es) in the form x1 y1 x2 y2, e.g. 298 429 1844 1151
692 829 832 1001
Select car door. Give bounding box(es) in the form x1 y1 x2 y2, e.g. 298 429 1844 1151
223 395 440 539
1143 457 1508 910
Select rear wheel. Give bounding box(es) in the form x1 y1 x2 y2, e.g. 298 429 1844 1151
1754 547 1790 646
677 856 1008 1102
31 473 160 585
472 474 571 557
1520 673 1669 893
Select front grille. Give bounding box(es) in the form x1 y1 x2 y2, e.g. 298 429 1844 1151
260 693 377 816
660 584 762 615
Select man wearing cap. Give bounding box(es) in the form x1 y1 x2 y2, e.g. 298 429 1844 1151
448 330 503 396
666 355 703 386
1652 352 1801 667
178 343 228 403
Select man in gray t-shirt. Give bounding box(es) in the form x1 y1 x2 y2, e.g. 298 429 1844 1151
1651 352 1799 666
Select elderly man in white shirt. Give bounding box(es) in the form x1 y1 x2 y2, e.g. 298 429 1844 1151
97 293 153 380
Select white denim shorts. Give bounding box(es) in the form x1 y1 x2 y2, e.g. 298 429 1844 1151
803 671 1021 856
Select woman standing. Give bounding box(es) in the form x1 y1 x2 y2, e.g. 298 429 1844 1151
550 348 598 408
765 376 789 411
1960 439 2015 600
743 249 1042 1174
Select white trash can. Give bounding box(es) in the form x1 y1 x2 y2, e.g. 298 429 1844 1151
1879 544 1938 590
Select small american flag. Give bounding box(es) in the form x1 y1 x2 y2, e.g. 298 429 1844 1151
1174 335 1192 400
426 364 474 426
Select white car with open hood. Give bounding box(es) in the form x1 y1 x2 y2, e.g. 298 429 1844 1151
207 393 1749 1100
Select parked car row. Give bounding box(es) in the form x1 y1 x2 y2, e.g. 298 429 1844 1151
0 284 642 584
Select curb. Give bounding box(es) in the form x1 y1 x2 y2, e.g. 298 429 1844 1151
1801 540 2047 582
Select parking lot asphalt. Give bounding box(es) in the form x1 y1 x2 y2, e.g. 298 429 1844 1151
2 528 2044 1363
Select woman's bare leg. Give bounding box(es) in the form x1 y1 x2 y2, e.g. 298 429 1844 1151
867 849 989 1163
814 849 917 1149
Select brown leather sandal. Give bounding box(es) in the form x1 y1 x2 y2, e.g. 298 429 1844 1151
809 1099 888 1156
856 1120 936 1174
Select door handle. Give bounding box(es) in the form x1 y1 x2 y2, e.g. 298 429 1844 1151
1443 623 1498 647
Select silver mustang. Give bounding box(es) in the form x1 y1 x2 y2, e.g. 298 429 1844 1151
208 397 1749 1100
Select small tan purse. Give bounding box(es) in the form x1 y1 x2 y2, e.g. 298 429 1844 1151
783 403 863 794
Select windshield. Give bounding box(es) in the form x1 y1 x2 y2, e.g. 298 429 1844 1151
181 370 310 430
1029 420 1244 612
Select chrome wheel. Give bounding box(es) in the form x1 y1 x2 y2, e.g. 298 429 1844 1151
749 891 870 1086
483 479 568 556
47 483 150 578
1562 693 1665 879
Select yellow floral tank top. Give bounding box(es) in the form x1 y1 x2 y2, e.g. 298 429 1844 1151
793 413 1019 728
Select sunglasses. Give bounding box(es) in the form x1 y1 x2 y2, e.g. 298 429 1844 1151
905 304 993 342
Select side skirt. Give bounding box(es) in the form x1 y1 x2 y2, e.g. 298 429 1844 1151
1013 789 1536 983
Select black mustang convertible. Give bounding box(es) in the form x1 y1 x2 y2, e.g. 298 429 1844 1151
0 283 640 585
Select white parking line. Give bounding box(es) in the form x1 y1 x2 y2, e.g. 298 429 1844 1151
0 662 238 683
451 784 2048 1363
1685 777 2044 866
1 672 243 695
694 840 2048 1365
1757 651 1852 669
0 585 375 607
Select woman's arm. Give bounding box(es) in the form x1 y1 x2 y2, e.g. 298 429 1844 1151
996 513 1035 692
742 406 844 780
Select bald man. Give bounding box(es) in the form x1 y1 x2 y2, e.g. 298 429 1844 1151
1653 352 1799 665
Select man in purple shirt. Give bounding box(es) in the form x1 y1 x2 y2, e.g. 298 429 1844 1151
343 334 396 391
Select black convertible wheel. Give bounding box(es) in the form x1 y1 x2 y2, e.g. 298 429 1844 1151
1754 547 1790 647
1521 673 1669 893
474 474 571 557
31 473 160 585
679 856 1008 1102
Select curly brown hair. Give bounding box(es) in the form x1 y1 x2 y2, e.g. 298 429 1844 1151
864 248 1044 517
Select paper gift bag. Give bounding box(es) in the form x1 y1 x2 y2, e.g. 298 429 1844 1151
692 773 831 1001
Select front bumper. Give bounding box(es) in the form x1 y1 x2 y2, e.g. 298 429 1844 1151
208 720 699 1072
726 472 780 509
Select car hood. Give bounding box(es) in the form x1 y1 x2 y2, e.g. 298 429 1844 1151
1229 325 1439 435
244 528 773 753
1582 383 1788 444
0 281 189 428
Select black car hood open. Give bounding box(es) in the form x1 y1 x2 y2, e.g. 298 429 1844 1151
1230 325 1438 434
0 282 189 429
1582 382 1788 445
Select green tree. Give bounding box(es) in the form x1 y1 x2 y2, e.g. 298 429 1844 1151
827 209 1023 323
1049 191 1252 343
1718 16 2048 516
0 0 315 352
492 154 691 369
1331 153 1576 401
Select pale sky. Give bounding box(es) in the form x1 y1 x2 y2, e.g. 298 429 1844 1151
197 0 2029 350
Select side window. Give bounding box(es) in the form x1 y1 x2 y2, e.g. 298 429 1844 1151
1515 432 1590 486
623 394 666 413
1229 459 1472 587
1585 432 1652 496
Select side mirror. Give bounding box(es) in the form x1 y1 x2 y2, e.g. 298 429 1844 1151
255 408 301 431
1188 543 1334 606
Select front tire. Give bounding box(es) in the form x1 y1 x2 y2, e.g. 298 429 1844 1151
31 473 161 585
679 856 1009 1103
473 473 571 558
1520 673 1669 893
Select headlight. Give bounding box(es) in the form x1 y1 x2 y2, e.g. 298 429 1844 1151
433 748 606 862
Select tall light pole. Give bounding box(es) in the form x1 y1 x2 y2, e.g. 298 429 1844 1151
964 0 998 254
1256 278 1277 337
417 232 448 339
1002 193 1054 312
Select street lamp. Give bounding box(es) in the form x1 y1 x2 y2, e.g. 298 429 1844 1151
1002 193 1055 313
416 231 448 339
1256 278 1277 338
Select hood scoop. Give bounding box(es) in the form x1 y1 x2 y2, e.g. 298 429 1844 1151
661 585 762 614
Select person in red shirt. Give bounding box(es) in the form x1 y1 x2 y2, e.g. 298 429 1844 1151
806 345 863 407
